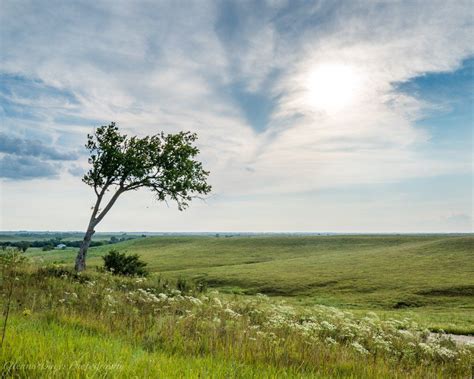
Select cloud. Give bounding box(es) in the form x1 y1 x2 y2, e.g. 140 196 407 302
0 155 59 180
0 132 80 180
0 1 472 201
0 133 78 161
68 164 85 177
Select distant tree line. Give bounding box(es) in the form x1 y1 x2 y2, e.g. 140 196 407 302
0 241 32 252
0 236 138 252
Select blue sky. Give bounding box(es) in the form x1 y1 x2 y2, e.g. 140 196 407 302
0 0 472 232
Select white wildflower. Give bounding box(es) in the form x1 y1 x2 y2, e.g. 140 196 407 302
373 335 391 352
158 293 168 301
418 342 433 355
398 329 413 338
105 294 116 306
325 337 337 345
351 341 369 355
320 321 336 331
224 308 241 318
186 296 203 306
435 346 457 360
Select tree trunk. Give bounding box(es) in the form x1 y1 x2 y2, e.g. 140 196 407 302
75 224 96 272
74 187 124 272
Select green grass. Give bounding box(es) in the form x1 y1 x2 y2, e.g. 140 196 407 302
3 315 318 378
5 234 472 378
25 234 473 334
2 264 472 378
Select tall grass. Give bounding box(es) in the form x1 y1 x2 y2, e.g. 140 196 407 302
1 261 472 378
24 235 474 334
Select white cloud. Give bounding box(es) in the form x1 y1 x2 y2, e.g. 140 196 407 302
0 0 472 230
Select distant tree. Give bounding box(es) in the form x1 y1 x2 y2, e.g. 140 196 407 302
17 241 30 253
75 122 211 272
109 236 119 244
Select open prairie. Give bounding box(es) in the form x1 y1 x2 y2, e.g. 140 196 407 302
25 234 474 334
1 234 473 378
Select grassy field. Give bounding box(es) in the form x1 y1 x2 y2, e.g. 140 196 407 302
23 234 474 335
1 256 473 378
4 315 316 378
2 234 473 377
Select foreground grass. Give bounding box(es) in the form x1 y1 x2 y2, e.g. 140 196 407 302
3 316 315 378
1 263 473 378
25 234 474 334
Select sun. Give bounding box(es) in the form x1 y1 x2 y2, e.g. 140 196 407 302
305 63 364 113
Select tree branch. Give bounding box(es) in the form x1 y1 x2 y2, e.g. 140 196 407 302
94 188 125 226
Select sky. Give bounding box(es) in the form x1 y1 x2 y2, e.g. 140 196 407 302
0 0 473 233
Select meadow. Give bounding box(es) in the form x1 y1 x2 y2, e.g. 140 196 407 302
25 234 474 334
1 234 473 377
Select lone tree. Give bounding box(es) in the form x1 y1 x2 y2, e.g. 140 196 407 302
75 122 211 272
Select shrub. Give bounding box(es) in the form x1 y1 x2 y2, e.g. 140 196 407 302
102 249 148 276
0 248 27 276
37 265 73 278
176 277 190 292
35 265 92 282
16 241 30 253
195 280 207 293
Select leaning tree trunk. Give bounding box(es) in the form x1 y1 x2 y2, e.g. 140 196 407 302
75 223 96 272
74 187 124 272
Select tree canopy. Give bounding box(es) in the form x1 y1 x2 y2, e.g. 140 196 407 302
83 122 211 212
75 122 211 271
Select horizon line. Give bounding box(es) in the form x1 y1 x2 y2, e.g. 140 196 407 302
1 230 472 235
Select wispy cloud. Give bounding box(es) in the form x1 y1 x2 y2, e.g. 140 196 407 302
0 155 59 180
0 0 472 230
0 132 79 179
0 133 78 161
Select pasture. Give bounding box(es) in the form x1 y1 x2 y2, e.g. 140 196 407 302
24 234 474 334
1 234 473 378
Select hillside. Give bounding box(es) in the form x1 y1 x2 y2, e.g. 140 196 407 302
25 234 474 334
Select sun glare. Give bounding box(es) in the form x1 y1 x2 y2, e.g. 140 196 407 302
305 63 364 113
